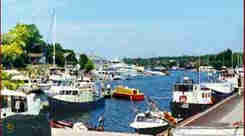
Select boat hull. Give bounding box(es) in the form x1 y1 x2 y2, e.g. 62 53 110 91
170 102 212 119
211 90 235 103
113 93 144 101
48 96 105 116
134 125 169 135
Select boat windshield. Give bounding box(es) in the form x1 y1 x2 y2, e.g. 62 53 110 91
136 115 161 123
174 84 193 92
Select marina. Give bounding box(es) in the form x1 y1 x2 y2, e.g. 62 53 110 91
1 65 244 136
1 1 243 135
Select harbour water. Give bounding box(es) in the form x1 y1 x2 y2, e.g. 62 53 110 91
52 70 211 133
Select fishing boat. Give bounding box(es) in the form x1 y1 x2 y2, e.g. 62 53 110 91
112 85 144 101
170 77 214 119
44 80 105 115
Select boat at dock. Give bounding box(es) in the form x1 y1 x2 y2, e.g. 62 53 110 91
130 109 178 135
130 111 169 135
201 82 235 103
112 85 144 101
44 80 105 115
0 87 51 136
0 88 49 119
170 77 214 119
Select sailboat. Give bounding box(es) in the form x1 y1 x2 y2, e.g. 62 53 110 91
44 9 105 115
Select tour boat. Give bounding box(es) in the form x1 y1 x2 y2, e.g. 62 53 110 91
112 85 144 101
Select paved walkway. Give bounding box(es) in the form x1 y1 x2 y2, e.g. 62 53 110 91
170 92 244 136
185 93 243 126
52 128 152 136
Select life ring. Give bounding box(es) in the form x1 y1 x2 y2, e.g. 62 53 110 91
179 95 187 103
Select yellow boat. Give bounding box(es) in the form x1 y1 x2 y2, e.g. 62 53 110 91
113 86 144 101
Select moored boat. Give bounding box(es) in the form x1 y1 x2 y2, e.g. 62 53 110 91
170 77 214 119
201 82 235 103
44 80 105 116
130 110 176 135
112 85 144 101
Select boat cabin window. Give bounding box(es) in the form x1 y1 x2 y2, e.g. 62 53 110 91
136 116 145 122
60 91 65 95
174 84 193 92
72 91 78 95
24 80 29 83
11 96 28 113
65 91 72 95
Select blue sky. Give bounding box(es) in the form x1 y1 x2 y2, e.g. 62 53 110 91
2 0 243 58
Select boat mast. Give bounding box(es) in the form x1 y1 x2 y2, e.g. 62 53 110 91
52 8 56 67
199 55 200 84
231 52 233 69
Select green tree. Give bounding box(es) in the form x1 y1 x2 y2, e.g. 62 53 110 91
9 24 43 49
8 24 45 63
84 59 95 72
2 72 24 90
2 42 24 68
79 54 89 69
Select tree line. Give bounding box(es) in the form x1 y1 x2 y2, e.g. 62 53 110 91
1 23 94 71
124 49 243 70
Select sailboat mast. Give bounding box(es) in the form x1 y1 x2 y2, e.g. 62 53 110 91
53 9 56 67
199 55 200 84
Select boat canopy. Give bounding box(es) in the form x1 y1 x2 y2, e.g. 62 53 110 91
1 89 27 97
